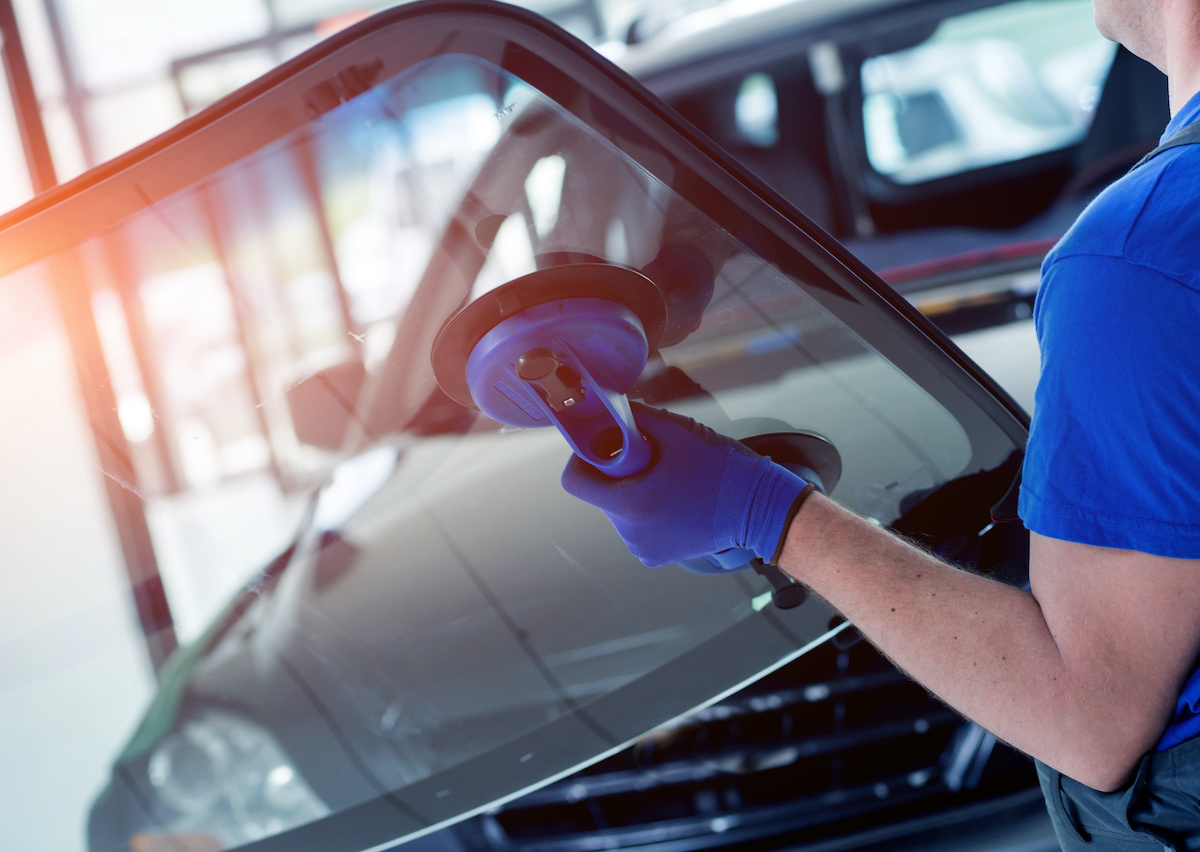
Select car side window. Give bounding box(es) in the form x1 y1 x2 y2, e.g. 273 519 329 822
861 0 1115 184
734 72 780 148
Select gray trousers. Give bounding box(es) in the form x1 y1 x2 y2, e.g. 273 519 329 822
1038 737 1200 850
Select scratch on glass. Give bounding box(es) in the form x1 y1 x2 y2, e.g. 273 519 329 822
255 376 309 408
551 542 623 608
97 466 147 501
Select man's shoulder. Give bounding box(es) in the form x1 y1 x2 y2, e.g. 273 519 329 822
1048 139 1200 285
1123 139 1200 282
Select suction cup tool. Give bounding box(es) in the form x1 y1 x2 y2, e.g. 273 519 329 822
743 431 842 495
432 264 667 477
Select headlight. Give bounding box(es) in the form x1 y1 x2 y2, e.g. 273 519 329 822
140 709 329 847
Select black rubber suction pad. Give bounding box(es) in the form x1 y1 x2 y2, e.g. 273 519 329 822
432 263 667 410
742 432 842 495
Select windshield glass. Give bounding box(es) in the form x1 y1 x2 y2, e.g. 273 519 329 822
2 9 1023 852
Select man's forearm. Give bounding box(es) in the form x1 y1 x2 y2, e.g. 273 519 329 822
774 493 1178 791
557 404 1200 789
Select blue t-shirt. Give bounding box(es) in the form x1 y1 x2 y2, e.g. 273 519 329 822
1019 91 1200 750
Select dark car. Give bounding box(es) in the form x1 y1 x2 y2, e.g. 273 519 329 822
0 1 1159 851
619 0 1168 301
600 0 1164 387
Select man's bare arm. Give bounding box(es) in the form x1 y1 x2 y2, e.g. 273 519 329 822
776 493 1200 792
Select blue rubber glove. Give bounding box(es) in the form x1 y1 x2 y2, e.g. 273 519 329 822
561 403 812 569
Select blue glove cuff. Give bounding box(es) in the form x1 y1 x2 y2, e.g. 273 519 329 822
716 451 810 563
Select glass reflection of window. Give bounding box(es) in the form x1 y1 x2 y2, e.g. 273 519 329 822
735 73 779 148
316 80 501 329
526 155 567 239
92 289 154 445
474 214 538 299
139 262 263 488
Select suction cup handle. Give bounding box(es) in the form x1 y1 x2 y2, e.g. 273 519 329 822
519 345 652 478
515 348 586 411
453 296 654 479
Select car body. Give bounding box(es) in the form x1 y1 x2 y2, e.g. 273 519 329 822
0 1 1163 851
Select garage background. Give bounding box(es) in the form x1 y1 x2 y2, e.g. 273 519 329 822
0 3 633 850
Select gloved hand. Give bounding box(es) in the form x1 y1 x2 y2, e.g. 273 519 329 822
561 403 813 568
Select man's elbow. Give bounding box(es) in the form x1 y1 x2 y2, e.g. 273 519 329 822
1071 758 1139 794
1059 714 1167 793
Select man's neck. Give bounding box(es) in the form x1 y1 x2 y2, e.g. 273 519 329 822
1164 3 1200 114
1167 53 1200 115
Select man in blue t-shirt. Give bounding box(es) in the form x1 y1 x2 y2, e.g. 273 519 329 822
562 0 1200 846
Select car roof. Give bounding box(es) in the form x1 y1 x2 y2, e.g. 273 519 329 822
607 0 1014 90
609 0 918 76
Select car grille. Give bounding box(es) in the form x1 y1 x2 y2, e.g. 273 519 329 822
471 628 1036 852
